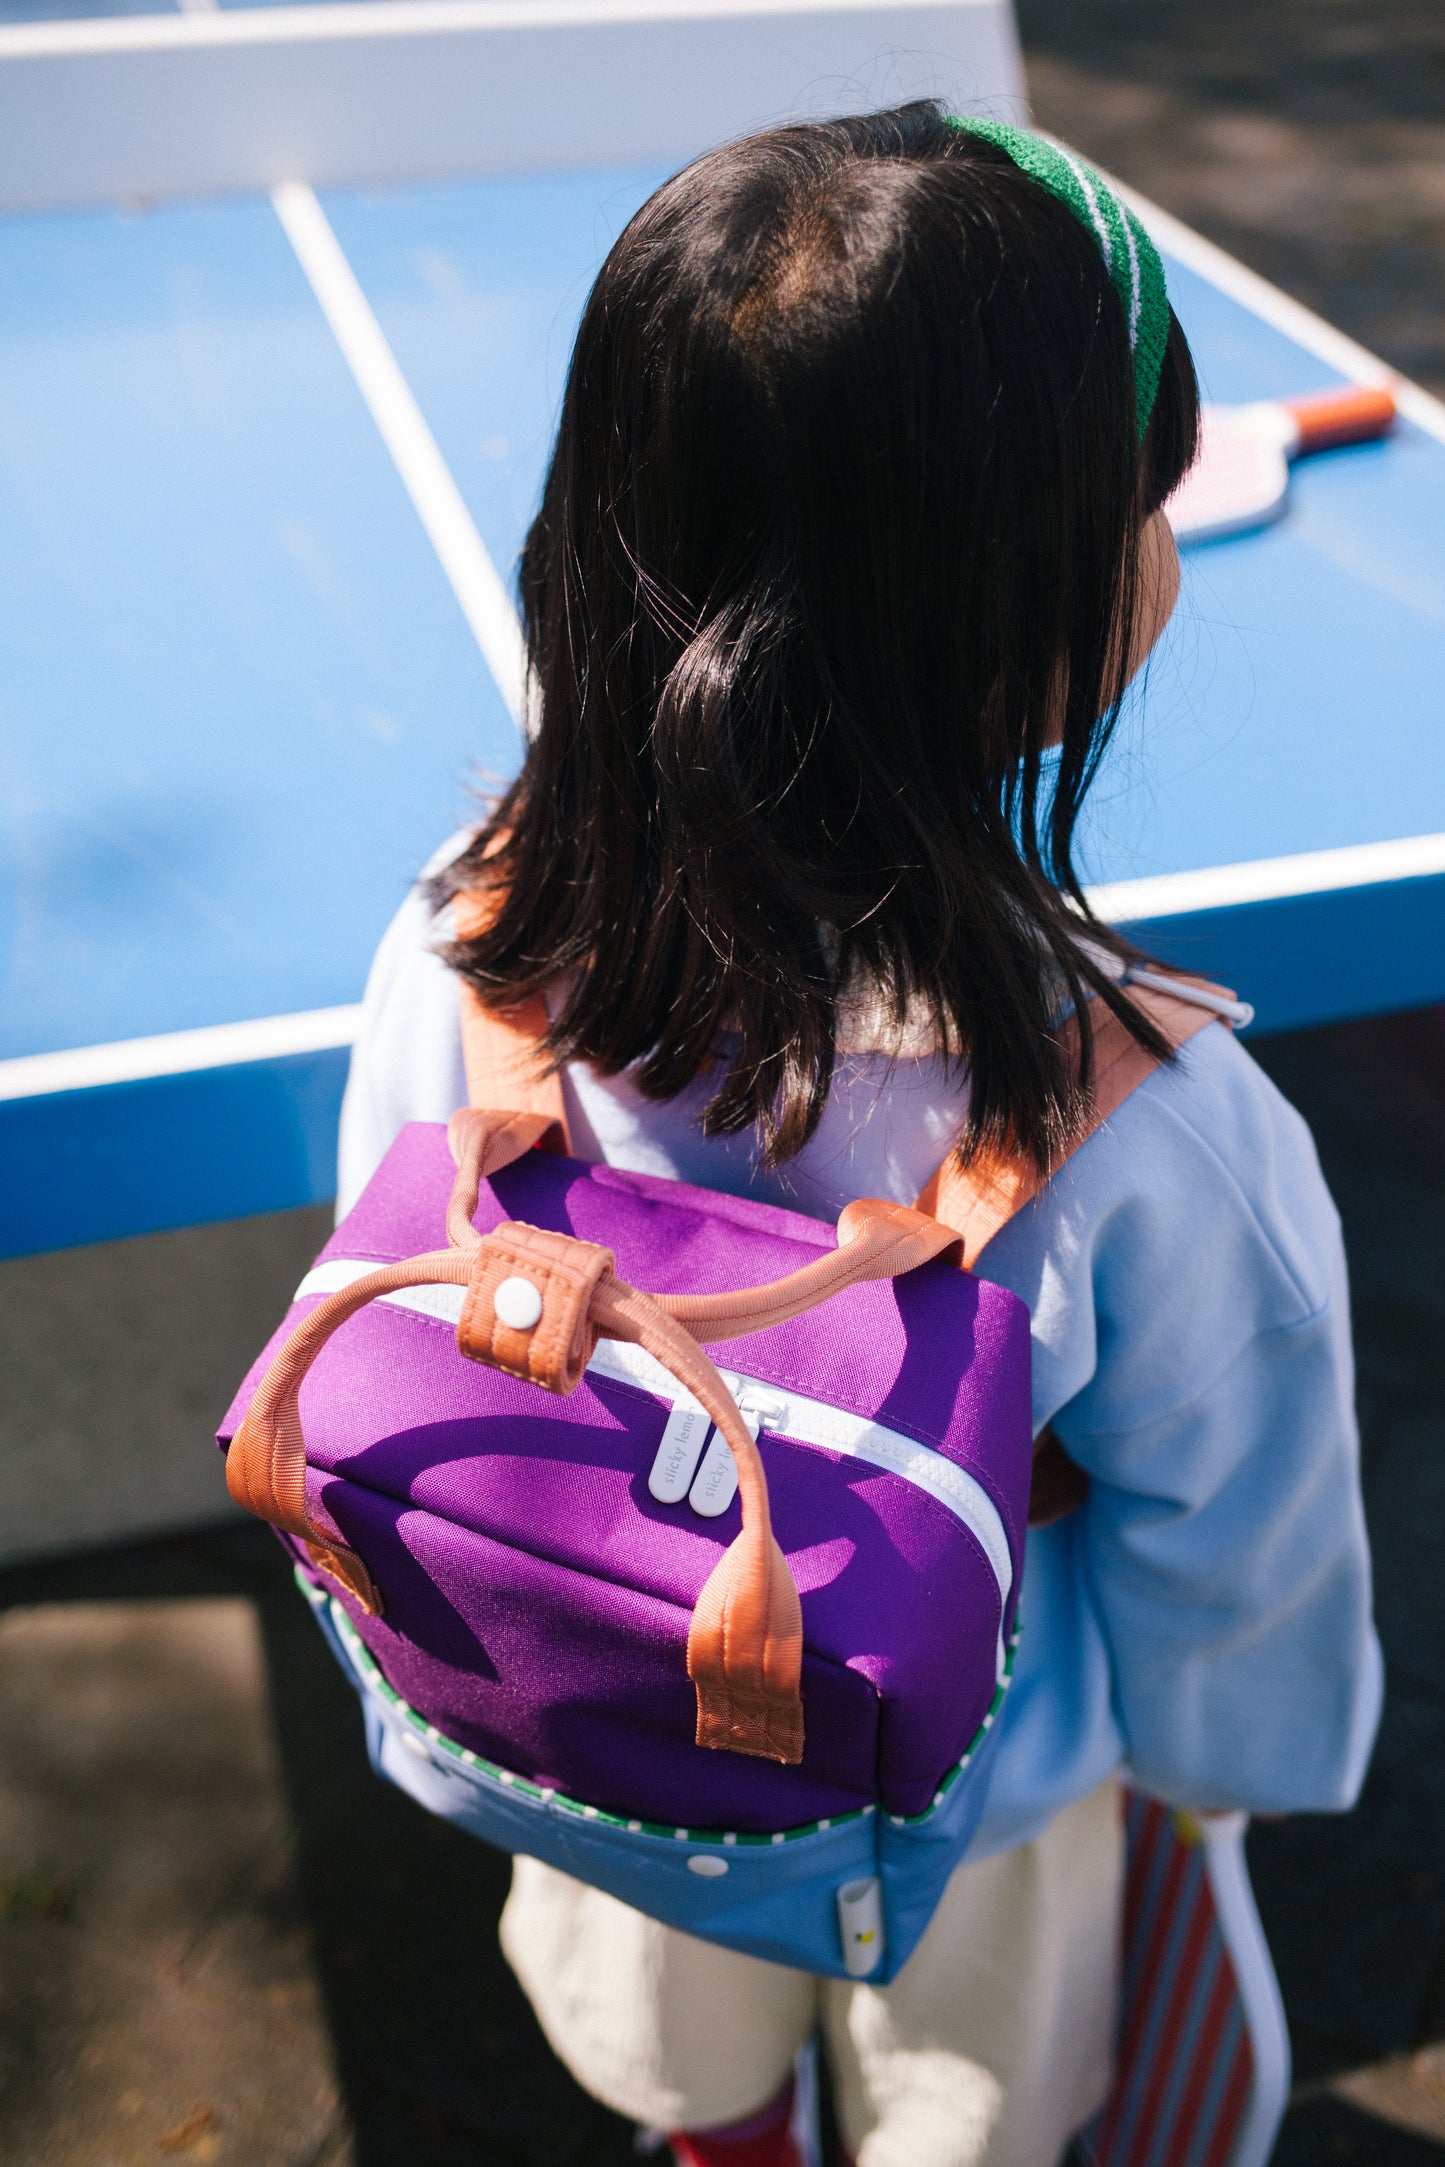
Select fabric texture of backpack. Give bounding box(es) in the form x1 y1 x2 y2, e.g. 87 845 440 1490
218 921 1237 1983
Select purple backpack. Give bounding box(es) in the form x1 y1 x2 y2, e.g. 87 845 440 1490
219 968 1223 1980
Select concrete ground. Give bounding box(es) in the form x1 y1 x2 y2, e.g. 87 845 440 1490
3 2 1445 2160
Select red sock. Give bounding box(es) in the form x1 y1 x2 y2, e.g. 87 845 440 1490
668 2078 802 2167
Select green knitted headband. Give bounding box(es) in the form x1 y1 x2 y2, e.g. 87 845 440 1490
948 118 1169 439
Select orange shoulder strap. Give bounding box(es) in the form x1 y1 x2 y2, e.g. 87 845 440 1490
452 888 571 1148
916 981 1240 1268
451 883 1237 1258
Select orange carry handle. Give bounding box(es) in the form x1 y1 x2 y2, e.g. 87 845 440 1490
229 1104 966 1767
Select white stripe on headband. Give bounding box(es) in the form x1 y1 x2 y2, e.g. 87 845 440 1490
1121 210 1142 344
1056 146 1114 280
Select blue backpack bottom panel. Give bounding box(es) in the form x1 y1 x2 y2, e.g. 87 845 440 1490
301 1570 1013 1983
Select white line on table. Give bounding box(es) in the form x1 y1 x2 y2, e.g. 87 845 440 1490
181 0 530 711
8 832 1443 1098
0 1008 364 1101
1087 831 1445 924
271 177 530 733
3 141 1440 1100
0 0 1009 57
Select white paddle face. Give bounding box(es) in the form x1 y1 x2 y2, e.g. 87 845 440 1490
1165 404 1294 546
1165 386 1397 548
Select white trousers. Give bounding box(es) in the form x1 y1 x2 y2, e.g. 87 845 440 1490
500 1776 1123 2167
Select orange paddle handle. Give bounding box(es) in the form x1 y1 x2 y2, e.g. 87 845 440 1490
1284 385 1396 455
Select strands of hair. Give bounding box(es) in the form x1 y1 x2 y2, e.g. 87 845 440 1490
436 100 1200 1173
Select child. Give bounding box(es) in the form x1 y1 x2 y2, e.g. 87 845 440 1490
339 105 1380 2167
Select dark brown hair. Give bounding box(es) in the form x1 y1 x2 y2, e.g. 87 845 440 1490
436 101 1199 1171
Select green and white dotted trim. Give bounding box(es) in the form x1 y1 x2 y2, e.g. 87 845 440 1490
948 117 1169 439
299 1566 1019 1845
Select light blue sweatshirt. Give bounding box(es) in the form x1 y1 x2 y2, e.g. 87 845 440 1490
338 862 1382 1857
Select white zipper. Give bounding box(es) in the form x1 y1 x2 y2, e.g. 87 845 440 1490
590 1338 1013 1618
297 1259 469 1325
293 1260 1015 1636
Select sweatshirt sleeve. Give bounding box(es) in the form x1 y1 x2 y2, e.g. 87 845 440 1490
978 1021 1382 1815
335 848 469 1218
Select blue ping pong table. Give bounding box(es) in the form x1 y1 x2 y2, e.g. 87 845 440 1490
1 154 1443 1259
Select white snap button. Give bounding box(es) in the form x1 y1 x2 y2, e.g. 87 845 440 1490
687 1854 729 1877
494 1276 544 1331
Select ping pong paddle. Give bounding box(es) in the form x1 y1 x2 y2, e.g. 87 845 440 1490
1165 383 1396 545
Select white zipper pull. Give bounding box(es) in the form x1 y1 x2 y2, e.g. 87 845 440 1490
687 1379 794 1517
737 1385 789 1432
688 1426 746 1517
682 1370 745 1517
648 1396 712 1504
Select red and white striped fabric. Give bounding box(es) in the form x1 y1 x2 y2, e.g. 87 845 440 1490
1079 1792 1291 2167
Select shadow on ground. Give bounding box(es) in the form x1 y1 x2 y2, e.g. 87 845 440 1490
1246 1012 1445 2161
0 1520 637 2167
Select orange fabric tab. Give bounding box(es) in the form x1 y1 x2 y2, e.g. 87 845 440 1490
589 1276 807 1766
457 1221 616 1395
